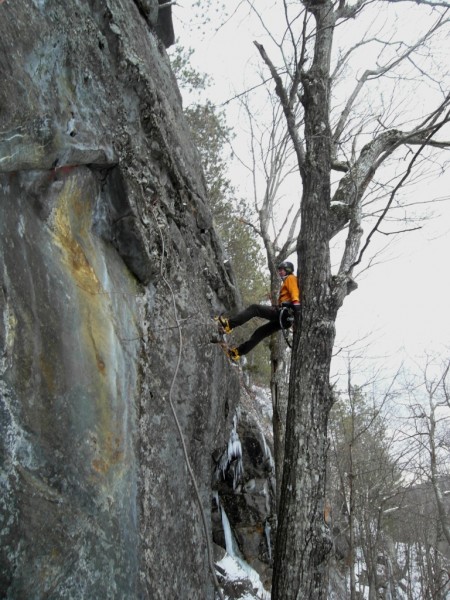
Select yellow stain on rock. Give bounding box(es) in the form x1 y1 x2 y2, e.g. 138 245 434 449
52 175 107 376
91 433 125 474
51 172 129 480
53 177 101 296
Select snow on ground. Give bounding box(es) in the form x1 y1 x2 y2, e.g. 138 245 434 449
216 553 271 600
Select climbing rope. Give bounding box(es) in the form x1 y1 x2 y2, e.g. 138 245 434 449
152 207 225 600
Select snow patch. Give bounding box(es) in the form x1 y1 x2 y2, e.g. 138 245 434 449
216 553 270 600
214 495 270 599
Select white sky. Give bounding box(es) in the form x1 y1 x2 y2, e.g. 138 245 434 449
172 1 450 384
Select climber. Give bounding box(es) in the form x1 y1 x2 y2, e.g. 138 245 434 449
216 261 300 361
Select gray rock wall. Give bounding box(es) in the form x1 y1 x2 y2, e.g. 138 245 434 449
213 387 276 592
0 1 239 598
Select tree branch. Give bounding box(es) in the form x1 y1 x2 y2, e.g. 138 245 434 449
254 41 306 175
349 113 449 271
238 217 263 238
332 13 449 147
329 100 450 240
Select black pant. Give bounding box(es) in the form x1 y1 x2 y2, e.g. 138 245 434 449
229 304 291 356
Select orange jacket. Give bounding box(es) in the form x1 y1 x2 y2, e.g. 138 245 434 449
278 273 300 305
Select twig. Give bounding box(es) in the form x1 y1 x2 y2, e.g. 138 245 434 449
349 113 449 271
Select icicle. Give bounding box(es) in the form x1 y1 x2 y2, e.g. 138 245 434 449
215 411 244 489
264 520 272 562
216 495 271 600
216 494 242 559
258 426 274 471
227 429 241 463
212 490 220 510
220 503 236 558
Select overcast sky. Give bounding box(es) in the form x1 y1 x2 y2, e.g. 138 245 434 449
172 1 450 383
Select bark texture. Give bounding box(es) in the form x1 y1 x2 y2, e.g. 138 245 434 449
272 3 341 598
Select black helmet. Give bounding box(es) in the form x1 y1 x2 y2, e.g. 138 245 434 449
278 261 294 274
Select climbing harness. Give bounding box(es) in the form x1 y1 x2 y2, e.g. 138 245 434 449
279 305 295 348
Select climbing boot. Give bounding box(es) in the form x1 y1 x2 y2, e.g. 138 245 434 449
227 347 240 362
216 315 232 335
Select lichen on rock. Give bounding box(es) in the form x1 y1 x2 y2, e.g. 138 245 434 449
0 1 240 598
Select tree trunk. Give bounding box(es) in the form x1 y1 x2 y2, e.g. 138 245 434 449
257 0 450 596
348 445 356 600
270 334 290 509
272 6 338 597
269 270 290 510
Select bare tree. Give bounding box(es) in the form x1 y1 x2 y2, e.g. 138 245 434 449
402 357 450 546
328 364 405 599
242 0 450 597
391 475 450 599
233 85 301 506
425 360 450 548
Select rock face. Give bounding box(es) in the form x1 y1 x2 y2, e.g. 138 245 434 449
213 386 276 592
0 1 240 598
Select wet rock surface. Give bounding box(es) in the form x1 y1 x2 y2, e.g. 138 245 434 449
0 1 240 598
213 386 276 593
